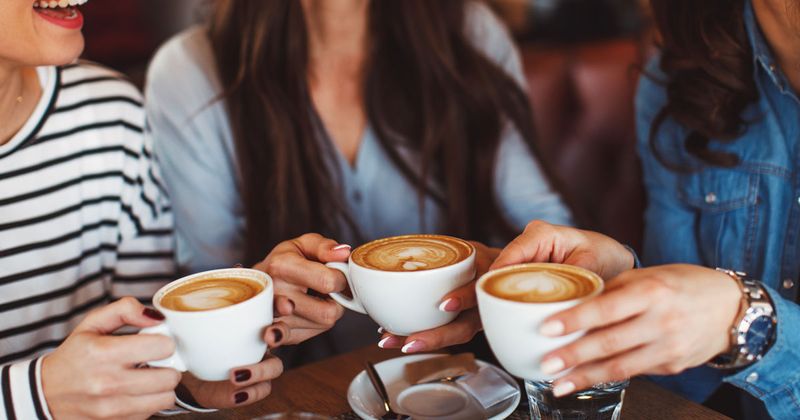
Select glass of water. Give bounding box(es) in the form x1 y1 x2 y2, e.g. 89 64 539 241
525 379 629 420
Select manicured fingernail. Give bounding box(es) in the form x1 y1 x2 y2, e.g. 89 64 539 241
378 336 401 348
553 381 576 397
438 297 461 312
235 391 249 404
234 369 251 383
377 327 384 334
143 308 165 321
540 357 565 375
401 340 426 354
333 244 351 251
539 320 565 337
288 299 296 313
272 328 284 343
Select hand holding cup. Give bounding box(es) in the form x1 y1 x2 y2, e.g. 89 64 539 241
42 297 181 419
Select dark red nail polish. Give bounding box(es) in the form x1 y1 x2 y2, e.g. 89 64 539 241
235 392 249 404
272 328 284 343
234 369 251 383
143 308 165 321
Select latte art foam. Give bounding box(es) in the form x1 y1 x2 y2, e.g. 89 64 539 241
161 278 263 312
484 266 599 303
352 235 472 272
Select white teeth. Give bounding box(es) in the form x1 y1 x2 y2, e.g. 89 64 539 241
33 0 87 8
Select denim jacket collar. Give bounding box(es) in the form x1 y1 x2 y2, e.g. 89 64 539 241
744 0 796 98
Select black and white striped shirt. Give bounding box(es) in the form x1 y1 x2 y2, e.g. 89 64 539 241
0 62 175 419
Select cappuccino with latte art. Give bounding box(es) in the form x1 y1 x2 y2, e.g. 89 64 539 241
351 234 473 272
161 277 264 311
482 264 598 303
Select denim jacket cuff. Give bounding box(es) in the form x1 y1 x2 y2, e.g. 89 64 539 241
723 285 800 418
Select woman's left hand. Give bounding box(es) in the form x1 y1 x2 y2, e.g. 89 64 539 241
540 264 742 396
180 352 284 408
377 241 500 353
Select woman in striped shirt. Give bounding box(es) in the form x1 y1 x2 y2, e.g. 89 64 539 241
0 1 282 418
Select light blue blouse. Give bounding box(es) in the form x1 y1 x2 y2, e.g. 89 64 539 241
146 3 571 275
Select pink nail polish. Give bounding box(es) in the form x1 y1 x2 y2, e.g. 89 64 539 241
438 298 461 312
378 336 403 348
539 320 565 337
401 340 426 354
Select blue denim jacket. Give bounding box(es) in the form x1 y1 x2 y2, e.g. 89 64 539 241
635 1 800 418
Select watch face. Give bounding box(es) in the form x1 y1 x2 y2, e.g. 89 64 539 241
745 315 775 357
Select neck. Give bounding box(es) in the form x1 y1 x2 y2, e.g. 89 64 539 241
302 0 369 61
753 0 800 93
0 59 41 147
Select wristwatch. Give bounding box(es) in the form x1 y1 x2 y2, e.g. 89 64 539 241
707 269 777 370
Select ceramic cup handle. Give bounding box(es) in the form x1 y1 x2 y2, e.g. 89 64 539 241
325 262 368 314
138 323 187 372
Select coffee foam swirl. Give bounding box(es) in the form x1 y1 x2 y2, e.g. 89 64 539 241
161 278 263 312
484 266 599 303
352 235 472 272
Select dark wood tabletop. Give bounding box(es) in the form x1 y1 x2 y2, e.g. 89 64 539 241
168 345 731 419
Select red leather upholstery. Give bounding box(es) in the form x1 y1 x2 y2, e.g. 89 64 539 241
521 39 647 249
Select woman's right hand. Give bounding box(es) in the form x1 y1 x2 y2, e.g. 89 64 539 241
42 297 182 420
491 220 635 279
254 233 350 348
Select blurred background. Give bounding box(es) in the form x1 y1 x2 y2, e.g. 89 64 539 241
81 0 652 249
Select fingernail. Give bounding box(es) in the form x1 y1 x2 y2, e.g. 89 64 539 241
401 340 426 354
553 381 576 397
288 299 296 313
540 357 565 375
235 391 249 404
143 308 165 321
333 244 351 251
272 328 284 344
378 336 404 348
234 369 251 383
438 297 461 312
539 320 565 337
377 327 384 334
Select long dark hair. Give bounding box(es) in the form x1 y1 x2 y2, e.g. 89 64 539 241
648 0 758 169
210 0 548 264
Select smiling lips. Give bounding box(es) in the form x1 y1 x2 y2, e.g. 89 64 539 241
33 0 89 30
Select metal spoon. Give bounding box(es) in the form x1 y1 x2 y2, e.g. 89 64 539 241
364 361 409 420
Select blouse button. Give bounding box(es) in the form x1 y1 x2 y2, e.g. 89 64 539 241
783 279 795 289
705 192 717 204
746 372 759 383
769 63 777 72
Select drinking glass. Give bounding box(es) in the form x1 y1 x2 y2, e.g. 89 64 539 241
525 379 629 420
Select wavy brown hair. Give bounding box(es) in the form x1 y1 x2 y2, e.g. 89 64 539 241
209 0 551 264
649 0 758 169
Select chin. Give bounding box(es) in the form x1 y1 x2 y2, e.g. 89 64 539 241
39 36 84 66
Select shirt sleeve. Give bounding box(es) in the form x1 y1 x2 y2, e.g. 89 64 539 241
145 30 246 274
0 357 53 420
467 3 573 231
722 286 800 419
112 102 177 300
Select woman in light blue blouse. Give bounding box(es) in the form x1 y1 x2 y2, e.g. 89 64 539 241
146 0 570 362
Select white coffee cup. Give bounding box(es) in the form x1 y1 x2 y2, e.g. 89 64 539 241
326 238 476 336
476 263 603 380
139 268 273 381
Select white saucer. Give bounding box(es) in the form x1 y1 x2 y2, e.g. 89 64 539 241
347 354 520 420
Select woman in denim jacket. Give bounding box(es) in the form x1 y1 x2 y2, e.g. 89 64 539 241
480 0 800 418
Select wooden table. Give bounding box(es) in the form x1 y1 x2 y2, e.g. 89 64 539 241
170 346 730 419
